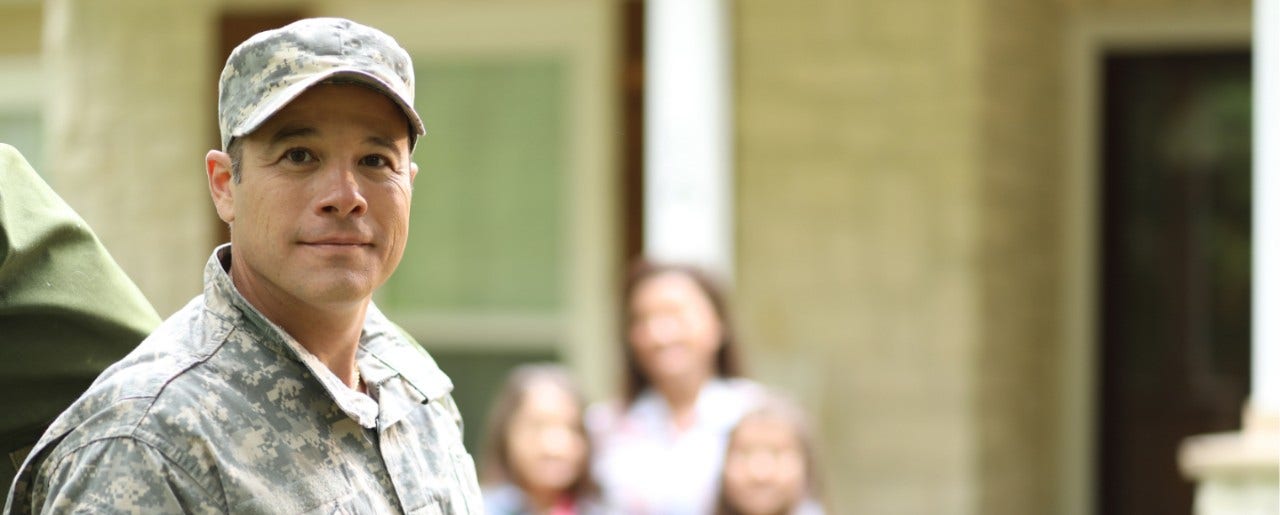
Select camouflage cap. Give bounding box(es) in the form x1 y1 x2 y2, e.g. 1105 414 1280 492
217 17 424 151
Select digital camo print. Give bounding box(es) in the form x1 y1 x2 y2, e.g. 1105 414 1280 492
217 17 426 151
5 245 484 514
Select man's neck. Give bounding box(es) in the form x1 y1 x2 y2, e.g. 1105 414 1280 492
253 293 367 388
276 306 367 384
226 264 368 388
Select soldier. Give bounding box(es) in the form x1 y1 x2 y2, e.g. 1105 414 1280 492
5 17 483 513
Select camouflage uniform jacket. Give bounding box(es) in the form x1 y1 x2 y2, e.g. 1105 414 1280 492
5 245 484 514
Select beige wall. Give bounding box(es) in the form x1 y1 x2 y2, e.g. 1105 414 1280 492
735 0 983 512
1069 0 1248 8
975 0 1066 513
0 3 40 57
1 0 218 314
43 0 216 314
734 0 1250 514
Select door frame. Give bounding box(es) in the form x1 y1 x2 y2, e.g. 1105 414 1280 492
1061 8 1250 515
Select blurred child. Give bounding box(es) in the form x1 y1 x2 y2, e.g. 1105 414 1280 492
481 364 601 515
716 394 826 515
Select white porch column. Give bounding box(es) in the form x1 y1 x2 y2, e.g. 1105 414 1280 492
1253 0 1280 421
644 0 733 278
1179 2 1280 513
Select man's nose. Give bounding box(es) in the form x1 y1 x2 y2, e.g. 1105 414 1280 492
317 165 368 217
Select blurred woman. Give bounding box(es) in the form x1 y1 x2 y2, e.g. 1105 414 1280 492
716 394 826 515
481 364 600 515
587 261 764 514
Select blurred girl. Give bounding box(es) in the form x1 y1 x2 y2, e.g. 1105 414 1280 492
481 364 600 515
716 394 826 515
587 261 764 514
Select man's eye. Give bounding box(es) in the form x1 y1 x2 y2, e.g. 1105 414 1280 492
360 155 389 168
285 149 313 163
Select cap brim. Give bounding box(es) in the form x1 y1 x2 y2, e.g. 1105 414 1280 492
229 68 425 148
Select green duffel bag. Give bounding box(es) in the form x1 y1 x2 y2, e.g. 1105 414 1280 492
0 144 161 491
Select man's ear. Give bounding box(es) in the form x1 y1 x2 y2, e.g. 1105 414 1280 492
206 150 235 223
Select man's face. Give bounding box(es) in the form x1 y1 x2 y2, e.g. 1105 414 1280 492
209 83 417 312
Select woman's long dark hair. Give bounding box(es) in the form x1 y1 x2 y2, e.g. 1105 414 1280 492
620 260 745 405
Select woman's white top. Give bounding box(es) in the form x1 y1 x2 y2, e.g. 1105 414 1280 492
585 378 764 515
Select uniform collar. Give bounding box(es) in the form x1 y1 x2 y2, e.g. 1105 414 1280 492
203 244 453 429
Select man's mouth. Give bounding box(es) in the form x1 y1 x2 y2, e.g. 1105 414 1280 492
301 237 373 248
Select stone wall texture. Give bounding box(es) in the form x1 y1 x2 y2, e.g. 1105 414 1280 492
44 0 216 314
735 0 982 512
733 0 1251 513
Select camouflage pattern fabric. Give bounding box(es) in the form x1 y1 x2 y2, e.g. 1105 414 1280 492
217 17 425 152
5 245 483 514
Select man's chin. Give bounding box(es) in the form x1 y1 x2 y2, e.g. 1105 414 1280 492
297 276 377 307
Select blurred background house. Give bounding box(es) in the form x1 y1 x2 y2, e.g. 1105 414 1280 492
0 0 1272 513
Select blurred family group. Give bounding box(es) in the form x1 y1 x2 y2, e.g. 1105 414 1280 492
0 15 827 515
478 263 827 515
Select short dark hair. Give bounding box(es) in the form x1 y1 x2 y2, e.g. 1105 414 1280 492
226 138 244 183
619 260 745 405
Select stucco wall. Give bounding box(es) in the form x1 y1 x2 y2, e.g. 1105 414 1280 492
734 0 983 512
976 0 1066 513
734 0 1251 514
0 4 40 57
44 0 216 315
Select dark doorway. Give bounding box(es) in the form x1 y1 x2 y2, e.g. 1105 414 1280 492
1098 51 1253 515
620 0 646 266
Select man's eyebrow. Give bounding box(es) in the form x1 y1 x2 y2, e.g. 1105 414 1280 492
366 135 402 154
268 125 318 146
